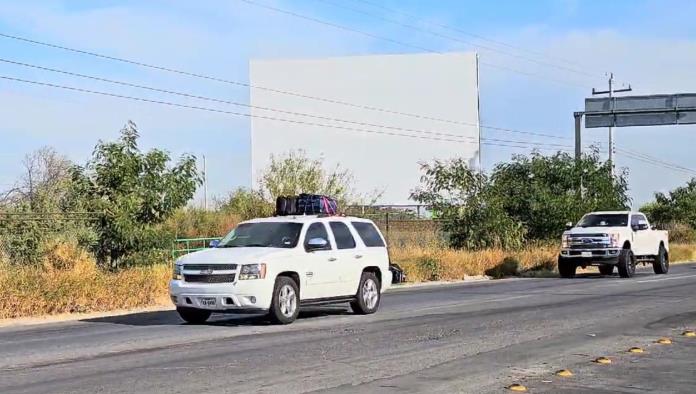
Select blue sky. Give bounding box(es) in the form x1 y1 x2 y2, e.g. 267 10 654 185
1 0 695 206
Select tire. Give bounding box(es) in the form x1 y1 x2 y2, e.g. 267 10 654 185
599 264 614 276
652 244 669 275
268 276 300 324
351 271 381 315
558 257 577 279
176 307 211 324
617 249 636 278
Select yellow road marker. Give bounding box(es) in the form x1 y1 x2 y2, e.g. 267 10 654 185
507 383 528 392
628 347 645 353
683 330 696 337
594 356 612 364
555 369 574 377
656 337 672 345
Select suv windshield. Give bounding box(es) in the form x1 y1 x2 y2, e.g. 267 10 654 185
577 214 628 228
217 222 303 248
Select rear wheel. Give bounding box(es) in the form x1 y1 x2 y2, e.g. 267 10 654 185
176 307 211 324
558 257 577 279
652 245 669 275
599 264 614 276
351 272 381 315
617 249 636 278
268 276 300 325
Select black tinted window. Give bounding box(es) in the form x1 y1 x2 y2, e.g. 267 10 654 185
351 222 385 247
304 223 331 251
218 222 302 248
577 214 628 227
330 222 356 249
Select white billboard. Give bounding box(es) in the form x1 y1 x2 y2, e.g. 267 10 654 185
250 52 480 204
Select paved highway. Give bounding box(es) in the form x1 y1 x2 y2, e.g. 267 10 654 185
1 264 696 393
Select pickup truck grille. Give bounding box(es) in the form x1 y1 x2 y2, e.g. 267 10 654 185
184 274 236 283
568 233 611 249
183 264 237 271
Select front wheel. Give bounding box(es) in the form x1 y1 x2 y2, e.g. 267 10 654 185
558 257 577 279
351 272 381 315
652 245 669 275
176 307 211 324
617 249 636 278
268 276 300 324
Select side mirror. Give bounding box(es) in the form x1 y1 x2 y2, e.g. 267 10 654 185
565 222 574 230
209 239 220 248
306 237 328 251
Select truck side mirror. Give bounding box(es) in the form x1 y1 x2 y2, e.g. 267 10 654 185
306 237 329 251
565 222 574 230
209 239 220 248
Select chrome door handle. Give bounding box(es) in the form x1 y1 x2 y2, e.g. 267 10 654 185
354 255 363 259
328 257 337 262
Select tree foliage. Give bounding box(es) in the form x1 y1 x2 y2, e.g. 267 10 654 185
72 121 200 267
641 178 696 229
411 151 631 249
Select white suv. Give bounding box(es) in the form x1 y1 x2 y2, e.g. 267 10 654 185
169 215 391 324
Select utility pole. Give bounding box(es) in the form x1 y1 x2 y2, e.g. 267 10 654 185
202 155 208 211
592 72 632 176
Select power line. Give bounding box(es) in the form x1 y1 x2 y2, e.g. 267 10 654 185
316 0 605 82
616 148 696 176
0 57 575 148
236 0 593 89
0 33 573 141
349 0 598 71
0 74 577 151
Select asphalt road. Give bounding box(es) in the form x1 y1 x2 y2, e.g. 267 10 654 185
1 264 696 394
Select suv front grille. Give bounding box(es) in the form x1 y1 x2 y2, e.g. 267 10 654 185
183 264 237 271
184 274 236 283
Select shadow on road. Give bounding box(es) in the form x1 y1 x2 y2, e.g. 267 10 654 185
81 307 351 327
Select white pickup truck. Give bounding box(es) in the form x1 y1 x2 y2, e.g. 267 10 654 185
169 215 391 324
558 211 669 278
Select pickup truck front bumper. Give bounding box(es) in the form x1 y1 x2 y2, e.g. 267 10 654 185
559 248 622 265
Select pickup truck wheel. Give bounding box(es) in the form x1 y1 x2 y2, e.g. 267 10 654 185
176 307 211 324
599 264 614 276
558 257 577 279
351 272 381 315
268 276 300 325
617 249 636 278
652 245 669 275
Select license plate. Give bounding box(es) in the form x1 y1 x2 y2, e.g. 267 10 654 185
199 297 216 307
581 251 593 258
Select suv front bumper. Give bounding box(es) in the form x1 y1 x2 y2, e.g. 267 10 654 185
169 279 273 312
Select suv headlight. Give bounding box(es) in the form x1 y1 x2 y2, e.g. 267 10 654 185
561 234 570 249
239 263 267 280
172 263 183 280
610 233 620 248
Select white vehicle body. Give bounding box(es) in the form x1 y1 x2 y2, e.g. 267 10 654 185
558 211 669 278
169 215 391 323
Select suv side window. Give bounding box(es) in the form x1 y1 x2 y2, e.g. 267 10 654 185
351 222 385 247
631 215 643 227
329 222 356 249
304 222 332 251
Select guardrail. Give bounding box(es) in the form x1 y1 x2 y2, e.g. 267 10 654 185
172 237 222 258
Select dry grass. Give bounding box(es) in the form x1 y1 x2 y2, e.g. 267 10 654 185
0 241 170 319
391 242 559 282
671 243 696 263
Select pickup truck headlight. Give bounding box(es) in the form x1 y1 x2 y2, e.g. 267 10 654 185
610 233 620 248
239 263 267 280
172 264 183 280
561 234 570 248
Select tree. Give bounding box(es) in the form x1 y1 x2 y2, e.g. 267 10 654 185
72 121 200 267
411 158 525 250
642 178 696 229
217 187 273 221
258 150 360 206
490 150 630 240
